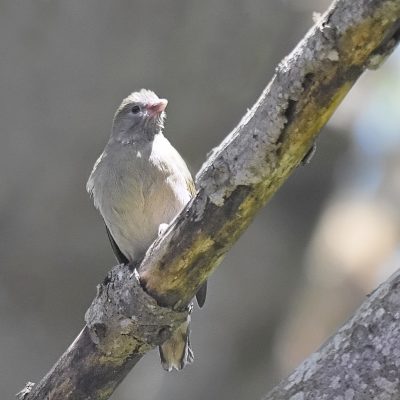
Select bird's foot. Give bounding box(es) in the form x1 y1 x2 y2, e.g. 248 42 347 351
301 142 317 165
127 260 140 272
158 223 169 237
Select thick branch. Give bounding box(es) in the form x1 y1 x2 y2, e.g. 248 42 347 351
17 0 400 399
263 269 400 400
139 0 400 308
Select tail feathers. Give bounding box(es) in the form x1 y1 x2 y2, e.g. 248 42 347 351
159 318 193 371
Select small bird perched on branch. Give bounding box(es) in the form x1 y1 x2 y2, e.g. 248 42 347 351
87 89 206 371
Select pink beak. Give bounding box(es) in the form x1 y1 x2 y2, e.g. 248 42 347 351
147 99 168 115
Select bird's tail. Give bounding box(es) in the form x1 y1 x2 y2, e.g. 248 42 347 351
159 316 194 371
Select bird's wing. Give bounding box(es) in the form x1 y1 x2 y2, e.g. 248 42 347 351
105 224 129 265
185 175 196 196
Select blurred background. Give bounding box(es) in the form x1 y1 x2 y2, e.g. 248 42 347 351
1 1 400 399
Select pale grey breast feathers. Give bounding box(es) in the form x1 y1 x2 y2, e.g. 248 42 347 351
87 133 194 262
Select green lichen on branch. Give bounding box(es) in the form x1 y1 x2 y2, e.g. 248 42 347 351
139 0 400 308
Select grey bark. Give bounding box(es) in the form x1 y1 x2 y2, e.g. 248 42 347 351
263 270 400 400
17 0 400 399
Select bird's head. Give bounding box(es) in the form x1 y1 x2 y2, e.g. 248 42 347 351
111 89 168 144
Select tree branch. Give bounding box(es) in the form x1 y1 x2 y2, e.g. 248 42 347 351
17 0 400 398
263 269 400 400
139 0 400 308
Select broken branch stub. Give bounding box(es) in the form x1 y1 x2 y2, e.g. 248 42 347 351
85 266 190 357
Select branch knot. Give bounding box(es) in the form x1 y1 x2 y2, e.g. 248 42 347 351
85 266 190 354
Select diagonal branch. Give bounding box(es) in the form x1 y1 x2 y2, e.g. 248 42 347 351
139 0 400 308
263 269 400 400
17 0 400 399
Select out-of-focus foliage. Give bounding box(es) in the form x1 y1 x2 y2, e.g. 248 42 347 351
0 1 398 400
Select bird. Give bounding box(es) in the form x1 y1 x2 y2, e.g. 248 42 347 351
87 89 207 371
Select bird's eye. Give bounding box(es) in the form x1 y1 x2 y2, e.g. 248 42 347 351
131 105 141 114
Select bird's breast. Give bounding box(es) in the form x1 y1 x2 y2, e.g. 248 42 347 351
96 144 191 262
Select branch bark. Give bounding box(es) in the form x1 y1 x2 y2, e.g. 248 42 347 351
17 0 400 399
263 269 400 400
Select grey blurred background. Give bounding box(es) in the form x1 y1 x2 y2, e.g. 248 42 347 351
1 1 400 399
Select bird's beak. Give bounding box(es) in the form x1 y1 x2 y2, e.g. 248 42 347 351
147 99 168 116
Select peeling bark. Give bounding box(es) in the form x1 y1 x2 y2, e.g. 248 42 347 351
17 0 400 399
